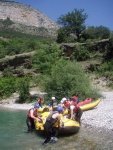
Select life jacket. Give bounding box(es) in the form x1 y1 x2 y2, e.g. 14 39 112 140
46 111 58 125
27 108 38 118
72 96 79 104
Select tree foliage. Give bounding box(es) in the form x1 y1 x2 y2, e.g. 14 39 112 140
81 26 110 40
57 9 88 42
43 59 100 102
104 34 113 61
0 77 16 99
17 77 31 103
0 77 31 101
56 27 69 43
70 45 90 61
32 43 62 74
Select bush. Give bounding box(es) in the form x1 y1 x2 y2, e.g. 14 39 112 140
71 45 90 61
0 77 31 102
32 43 62 74
43 59 100 102
16 77 31 103
0 77 16 99
81 26 110 40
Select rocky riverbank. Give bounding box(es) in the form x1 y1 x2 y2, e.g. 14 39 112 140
0 91 113 133
81 91 113 132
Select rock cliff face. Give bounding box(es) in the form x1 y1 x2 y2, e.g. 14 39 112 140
0 1 59 29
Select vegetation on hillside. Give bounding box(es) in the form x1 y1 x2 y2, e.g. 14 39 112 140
57 9 88 42
42 60 100 102
0 8 113 103
0 19 54 59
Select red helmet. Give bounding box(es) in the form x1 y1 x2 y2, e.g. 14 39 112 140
64 101 70 107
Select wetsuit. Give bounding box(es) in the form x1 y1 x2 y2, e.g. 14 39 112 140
43 111 59 144
26 108 37 132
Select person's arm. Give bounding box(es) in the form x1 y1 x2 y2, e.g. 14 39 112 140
30 109 42 121
30 109 37 119
70 109 73 119
70 105 74 120
37 115 42 120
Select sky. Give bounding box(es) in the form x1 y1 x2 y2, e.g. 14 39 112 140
13 0 113 30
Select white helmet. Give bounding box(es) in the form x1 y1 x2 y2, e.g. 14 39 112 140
60 100 63 104
52 97 55 100
61 97 67 103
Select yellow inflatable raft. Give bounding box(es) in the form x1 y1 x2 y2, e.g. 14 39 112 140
80 99 100 111
38 99 100 113
38 106 68 115
35 112 80 135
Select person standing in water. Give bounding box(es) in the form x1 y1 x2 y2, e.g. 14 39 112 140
26 104 42 132
42 106 64 145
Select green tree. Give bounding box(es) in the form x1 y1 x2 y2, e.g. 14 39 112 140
104 34 113 60
82 26 110 40
17 77 30 103
43 59 100 101
0 77 16 99
56 27 69 43
57 9 88 42
32 43 62 74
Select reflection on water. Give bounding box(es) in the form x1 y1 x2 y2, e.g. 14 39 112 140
0 108 113 150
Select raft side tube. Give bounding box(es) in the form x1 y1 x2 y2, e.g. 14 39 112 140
80 99 100 111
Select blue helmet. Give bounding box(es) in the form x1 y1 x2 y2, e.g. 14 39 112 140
57 106 64 112
34 103 40 108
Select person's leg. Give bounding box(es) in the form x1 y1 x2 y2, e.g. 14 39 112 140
42 122 52 144
76 108 83 124
50 127 59 143
31 119 35 131
26 118 32 132
51 127 59 137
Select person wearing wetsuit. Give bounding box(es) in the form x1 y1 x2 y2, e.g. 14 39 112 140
42 106 64 145
26 104 42 132
48 97 58 109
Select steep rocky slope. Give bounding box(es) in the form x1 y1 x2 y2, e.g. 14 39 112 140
0 1 59 29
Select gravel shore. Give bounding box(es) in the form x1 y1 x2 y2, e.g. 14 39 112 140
81 91 113 132
0 91 113 132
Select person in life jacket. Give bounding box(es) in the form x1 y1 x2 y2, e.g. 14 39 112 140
37 96 43 108
64 100 83 124
42 106 64 145
26 104 42 132
48 97 58 109
71 95 79 104
60 97 67 104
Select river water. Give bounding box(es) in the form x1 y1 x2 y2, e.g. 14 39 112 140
0 108 113 150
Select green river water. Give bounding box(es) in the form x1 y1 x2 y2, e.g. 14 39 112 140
0 108 113 150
